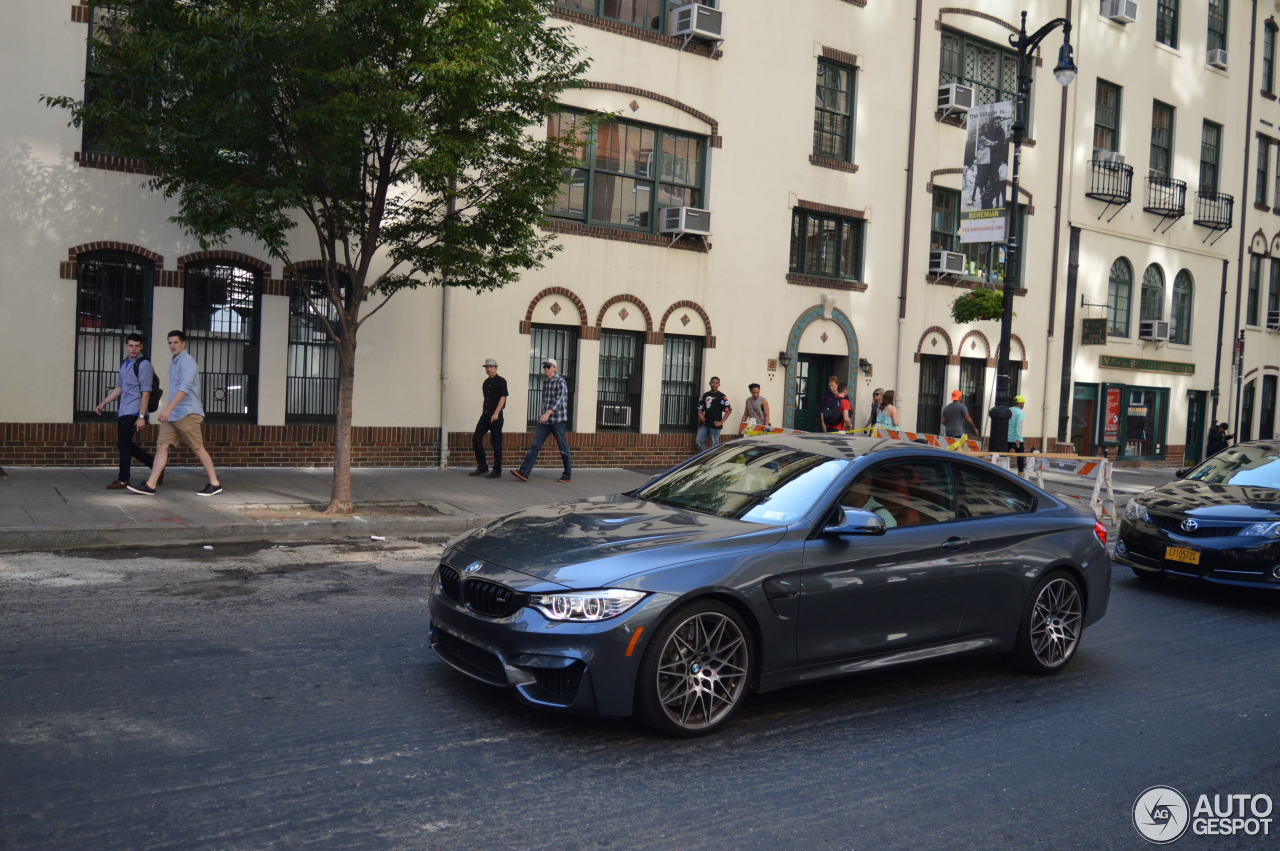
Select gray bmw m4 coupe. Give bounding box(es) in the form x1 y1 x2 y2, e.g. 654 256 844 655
428 435 1111 736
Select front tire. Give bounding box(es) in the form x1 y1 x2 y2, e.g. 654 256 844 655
634 600 752 737
1004 569 1085 675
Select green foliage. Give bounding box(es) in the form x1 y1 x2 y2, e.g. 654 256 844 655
45 0 591 318
950 287 1011 324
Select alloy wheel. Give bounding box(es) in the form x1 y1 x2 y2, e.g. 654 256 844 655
1029 577 1083 668
654 611 749 731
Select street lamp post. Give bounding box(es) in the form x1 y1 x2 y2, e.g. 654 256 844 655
987 11 1077 453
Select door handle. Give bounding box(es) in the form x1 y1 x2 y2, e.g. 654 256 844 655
940 537 971 550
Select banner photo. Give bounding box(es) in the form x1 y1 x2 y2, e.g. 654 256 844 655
961 101 1013 244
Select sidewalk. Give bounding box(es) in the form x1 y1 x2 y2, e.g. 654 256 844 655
0 466 652 553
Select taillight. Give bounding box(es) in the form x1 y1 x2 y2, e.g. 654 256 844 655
1093 520 1108 546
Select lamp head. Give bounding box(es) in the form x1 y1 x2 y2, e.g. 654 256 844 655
1053 41 1077 86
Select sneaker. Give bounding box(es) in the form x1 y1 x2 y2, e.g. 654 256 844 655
487 470 502 479
126 483 156 495
468 469 489 477
558 476 571 484
197 483 223 496
106 481 128 490
510 470 528 482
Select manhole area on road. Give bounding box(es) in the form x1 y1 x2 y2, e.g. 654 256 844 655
237 501 446 520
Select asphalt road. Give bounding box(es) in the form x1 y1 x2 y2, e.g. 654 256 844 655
1 537 1277 849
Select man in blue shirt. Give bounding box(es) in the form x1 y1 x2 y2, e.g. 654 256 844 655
1009 394 1027 474
94 333 158 489
128 330 224 496
511 357 572 483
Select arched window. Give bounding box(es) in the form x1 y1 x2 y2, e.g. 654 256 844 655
1140 264 1165 321
74 251 154 418
1107 258 1133 337
1171 270 1193 344
183 261 263 421
287 267 346 422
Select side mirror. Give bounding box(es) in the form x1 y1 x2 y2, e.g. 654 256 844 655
824 506 887 536
1174 468 1188 479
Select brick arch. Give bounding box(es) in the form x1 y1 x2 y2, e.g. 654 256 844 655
519 286 592 337
61 241 165 282
580 81 720 144
937 8 1020 36
178 250 271 276
658 300 715 348
595 294 654 332
1250 229 1270 256
1009 334 1029 370
781 305 859 428
958 330 991 360
285 259 357 280
914 325 955 358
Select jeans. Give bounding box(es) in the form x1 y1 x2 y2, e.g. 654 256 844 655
472 413 503 471
695 425 722 451
519 421 572 478
116 414 155 483
1011 440 1026 473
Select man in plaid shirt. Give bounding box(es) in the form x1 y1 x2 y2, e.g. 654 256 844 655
511 357 573 483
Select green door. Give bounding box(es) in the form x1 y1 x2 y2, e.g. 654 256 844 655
1119 387 1168 460
794 354 837 432
1184 390 1207 464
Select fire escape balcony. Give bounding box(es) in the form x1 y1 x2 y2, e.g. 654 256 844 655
1084 156 1132 221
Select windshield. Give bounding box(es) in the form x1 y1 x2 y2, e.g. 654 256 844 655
1184 444 1280 487
635 443 849 523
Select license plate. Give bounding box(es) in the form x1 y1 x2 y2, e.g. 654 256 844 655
1165 546 1201 565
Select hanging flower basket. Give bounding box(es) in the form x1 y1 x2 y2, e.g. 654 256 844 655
950 287 1010 324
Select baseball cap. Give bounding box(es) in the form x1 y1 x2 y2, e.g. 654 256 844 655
1014 395 1026 404
950 390 963 401
482 358 498 367
541 357 558 369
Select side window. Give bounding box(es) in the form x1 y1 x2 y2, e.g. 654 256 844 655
953 464 1035 518
840 461 955 528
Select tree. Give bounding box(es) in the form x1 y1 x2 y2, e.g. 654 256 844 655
46 0 590 512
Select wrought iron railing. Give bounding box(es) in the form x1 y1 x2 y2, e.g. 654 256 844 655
1085 158 1133 205
1194 189 1234 230
1143 174 1187 217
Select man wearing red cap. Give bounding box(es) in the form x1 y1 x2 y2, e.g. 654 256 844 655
941 389 979 439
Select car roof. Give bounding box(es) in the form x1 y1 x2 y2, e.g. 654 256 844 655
735 433 956 461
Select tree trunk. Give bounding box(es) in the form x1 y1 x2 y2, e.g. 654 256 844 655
325 335 358 514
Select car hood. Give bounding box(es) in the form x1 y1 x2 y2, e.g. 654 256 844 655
451 494 787 589
1141 479 1280 520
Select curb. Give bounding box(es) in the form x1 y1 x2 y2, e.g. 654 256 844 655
0 513 495 554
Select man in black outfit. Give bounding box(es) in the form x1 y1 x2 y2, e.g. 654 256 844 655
470 358 507 478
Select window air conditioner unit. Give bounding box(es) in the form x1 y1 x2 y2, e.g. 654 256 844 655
937 82 974 114
1139 319 1171 341
660 206 712 236
1207 48 1229 69
671 3 722 41
929 249 966 275
1102 0 1138 24
1268 310 1280 330
1097 150 1126 166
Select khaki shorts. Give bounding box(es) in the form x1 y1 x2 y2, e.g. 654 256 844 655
157 413 205 451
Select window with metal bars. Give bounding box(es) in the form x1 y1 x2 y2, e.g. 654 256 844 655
789 208 864 281
74 251 154 419
597 329 643 431
939 29 1020 108
1207 0 1228 52
182 262 262 421
660 335 702 431
1156 0 1179 48
1150 101 1174 177
547 109 705 233
1094 80 1121 154
814 59 855 162
554 0 665 33
1108 258 1133 337
527 324 577 428
916 354 946 435
286 269 345 422
959 358 986 432
1171 270 1193 344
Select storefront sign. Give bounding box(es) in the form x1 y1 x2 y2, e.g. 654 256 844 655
1099 355 1195 375
1081 318 1108 345
1103 387 1121 443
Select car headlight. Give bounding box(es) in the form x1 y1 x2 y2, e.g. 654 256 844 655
531 589 647 621
1124 501 1150 522
1241 522 1280 538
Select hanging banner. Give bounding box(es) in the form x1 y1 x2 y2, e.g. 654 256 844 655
960 101 1013 244
1103 387 1122 443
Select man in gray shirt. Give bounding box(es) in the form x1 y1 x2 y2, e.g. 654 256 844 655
128 330 223 496
940 389 979 438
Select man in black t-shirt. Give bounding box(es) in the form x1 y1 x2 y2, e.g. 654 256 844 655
695 376 731 451
940 389 979 439
471 358 508 478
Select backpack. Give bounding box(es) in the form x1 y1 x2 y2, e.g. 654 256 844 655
821 393 844 426
130 358 163 413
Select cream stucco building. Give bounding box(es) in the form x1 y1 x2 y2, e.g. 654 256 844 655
0 0 1271 467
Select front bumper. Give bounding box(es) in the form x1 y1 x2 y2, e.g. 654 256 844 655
1116 520 1280 589
427 585 673 718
